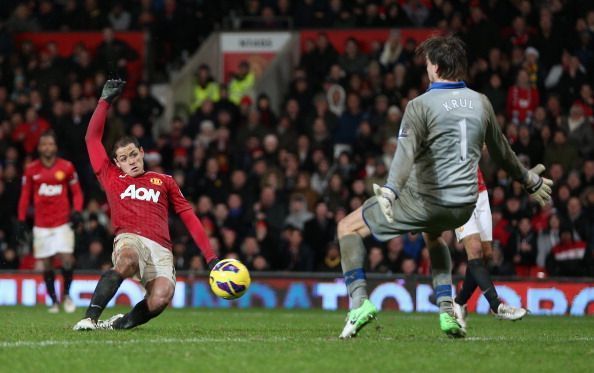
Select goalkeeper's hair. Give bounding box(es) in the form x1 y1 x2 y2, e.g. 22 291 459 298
416 35 468 81
112 136 141 157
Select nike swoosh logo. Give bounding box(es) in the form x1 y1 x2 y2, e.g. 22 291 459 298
118 175 127 178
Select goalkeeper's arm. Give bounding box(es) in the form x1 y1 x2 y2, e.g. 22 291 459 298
482 95 552 205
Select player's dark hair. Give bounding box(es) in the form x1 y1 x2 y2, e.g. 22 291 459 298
39 129 58 143
112 136 141 158
416 35 468 81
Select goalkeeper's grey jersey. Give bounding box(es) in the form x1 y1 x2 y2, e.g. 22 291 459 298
385 81 526 207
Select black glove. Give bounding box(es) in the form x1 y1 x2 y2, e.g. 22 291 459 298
70 211 83 229
100 79 126 104
207 258 220 271
15 221 27 243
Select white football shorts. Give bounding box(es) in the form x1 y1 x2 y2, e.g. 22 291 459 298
455 190 493 242
112 233 176 287
33 223 75 259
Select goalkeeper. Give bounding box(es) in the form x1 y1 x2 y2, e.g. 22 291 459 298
337 35 552 339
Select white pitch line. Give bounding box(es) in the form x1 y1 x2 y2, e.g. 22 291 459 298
2 335 592 348
0 336 290 348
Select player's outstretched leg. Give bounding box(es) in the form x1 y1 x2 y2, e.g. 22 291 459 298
73 269 124 330
74 246 136 330
103 277 174 330
425 233 465 338
337 207 377 339
60 254 76 313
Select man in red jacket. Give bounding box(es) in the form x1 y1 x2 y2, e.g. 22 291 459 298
17 130 84 313
73 80 218 330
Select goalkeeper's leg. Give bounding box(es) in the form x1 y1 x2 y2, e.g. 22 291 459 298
337 206 377 338
424 232 465 338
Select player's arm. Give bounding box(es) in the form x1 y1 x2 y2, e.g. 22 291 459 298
167 178 219 268
482 95 552 206
85 80 125 173
67 165 84 227
16 168 33 240
17 168 33 222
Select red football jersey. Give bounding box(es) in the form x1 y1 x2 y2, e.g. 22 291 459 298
477 169 487 193
18 158 84 228
96 164 191 249
86 99 216 262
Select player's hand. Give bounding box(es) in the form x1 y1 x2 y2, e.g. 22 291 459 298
523 164 553 207
100 79 126 104
207 258 220 271
70 211 83 229
373 184 397 223
15 221 27 243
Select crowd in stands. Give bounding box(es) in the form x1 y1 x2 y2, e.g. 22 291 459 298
0 0 593 278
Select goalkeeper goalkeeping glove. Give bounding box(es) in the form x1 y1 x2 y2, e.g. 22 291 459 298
373 184 397 223
523 164 553 207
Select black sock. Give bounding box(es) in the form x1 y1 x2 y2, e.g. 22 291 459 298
61 268 74 297
43 270 58 304
455 265 478 306
467 259 501 313
85 270 124 321
113 299 164 330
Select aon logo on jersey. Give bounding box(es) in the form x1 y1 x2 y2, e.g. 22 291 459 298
120 184 160 203
39 183 63 196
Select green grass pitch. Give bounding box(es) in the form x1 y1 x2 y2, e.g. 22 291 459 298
0 306 592 372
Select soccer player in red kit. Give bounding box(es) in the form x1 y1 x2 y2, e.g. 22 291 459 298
453 169 527 333
17 130 84 313
73 80 218 330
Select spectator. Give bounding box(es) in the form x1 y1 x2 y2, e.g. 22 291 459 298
77 239 109 270
191 64 220 112
506 69 539 125
543 130 579 172
338 38 368 76
547 226 587 276
367 246 388 273
11 108 50 155
403 232 424 262
108 3 132 31
132 82 164 132
281 227 314 271
536 214 561 269
0 247 19 269
559 104 594 159
95 27 138 79
507 217 538 276
284 193 314 231
228 61 255 105
318 241 341 272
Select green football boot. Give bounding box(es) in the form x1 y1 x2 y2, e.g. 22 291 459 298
339 299 378 339
440 312 466 338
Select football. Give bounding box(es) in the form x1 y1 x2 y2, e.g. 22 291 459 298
209 259 251 300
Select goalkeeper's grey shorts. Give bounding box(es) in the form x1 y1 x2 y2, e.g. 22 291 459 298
361 187 475 242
